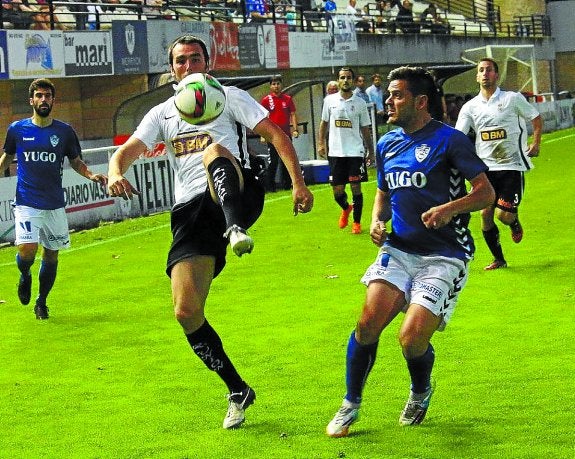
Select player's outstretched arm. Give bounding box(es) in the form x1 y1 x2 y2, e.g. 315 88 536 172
108 136 146 200
69 156 107 186
254 118 314 215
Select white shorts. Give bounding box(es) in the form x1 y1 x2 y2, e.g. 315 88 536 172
361 246 469 331
14 205 71 251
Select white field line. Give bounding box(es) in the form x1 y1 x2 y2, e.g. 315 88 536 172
0 183 340 268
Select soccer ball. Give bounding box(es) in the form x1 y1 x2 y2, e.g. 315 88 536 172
174 73 226 125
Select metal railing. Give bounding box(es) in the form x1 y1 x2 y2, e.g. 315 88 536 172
0 0 551 39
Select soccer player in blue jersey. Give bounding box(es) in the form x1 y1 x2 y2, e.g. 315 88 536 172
0 78 107 320
326 66 495 437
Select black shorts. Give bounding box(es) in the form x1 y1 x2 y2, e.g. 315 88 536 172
166 169 265 278
486 170 524 213
328 156 367 186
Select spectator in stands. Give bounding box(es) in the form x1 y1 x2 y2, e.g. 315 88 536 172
392 0 419 34
419 3 449 34
346 0 371 33
260 74 299 192
1 0 32 29
285 4 297 30
29 3 51 30
85 0 105 30
366 73 386 125
245 0 272 22
353 75 370 103
301 0 322 32
374 0 394 33
323 0 337 13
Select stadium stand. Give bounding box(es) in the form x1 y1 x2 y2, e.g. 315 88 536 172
0 0 551 39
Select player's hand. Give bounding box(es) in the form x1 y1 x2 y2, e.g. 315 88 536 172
292 184 314 215
108 175 140 200
317 147 327 159
90 173 108 186
527 143 540 157
421 206 452 229
370 220 387 246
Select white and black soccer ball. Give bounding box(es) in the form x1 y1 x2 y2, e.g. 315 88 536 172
174 73 226 125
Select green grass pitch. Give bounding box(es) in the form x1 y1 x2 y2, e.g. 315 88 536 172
0 128 573 459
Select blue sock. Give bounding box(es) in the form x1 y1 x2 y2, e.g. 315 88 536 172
406 344 435 394
16 254 34 276
37 261 58 305
345 331 378 405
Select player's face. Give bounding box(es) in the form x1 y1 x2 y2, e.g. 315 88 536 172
385 79 418 128
270 80 282 94
30 89 54 118
337 71 354 93
170 43 209 82
476 61 498 90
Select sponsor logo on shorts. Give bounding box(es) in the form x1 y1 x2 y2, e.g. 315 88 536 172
480 129 507 141
47 234 70 243
413 280 442 301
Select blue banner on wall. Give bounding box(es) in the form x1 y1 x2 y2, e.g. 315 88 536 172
112 20 149 75
0 31 10 79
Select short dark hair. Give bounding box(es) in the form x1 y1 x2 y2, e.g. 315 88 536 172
478 57 499 73
270 74 283 84
29 78 55 99
168 35 209 67
387 66 443 120
371 73 381 81
339 67 355 79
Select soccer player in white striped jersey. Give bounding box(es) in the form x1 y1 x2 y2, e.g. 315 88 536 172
326 66 494 437
107 35 313 430
455 57 542 270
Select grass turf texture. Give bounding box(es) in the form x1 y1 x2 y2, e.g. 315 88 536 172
0 128 573 459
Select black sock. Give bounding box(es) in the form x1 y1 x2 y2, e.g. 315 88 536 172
352 193 363 224
207 157 245 230
483 226 505 261
406 344 435 394
185 320 246 393
335 192 350 211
